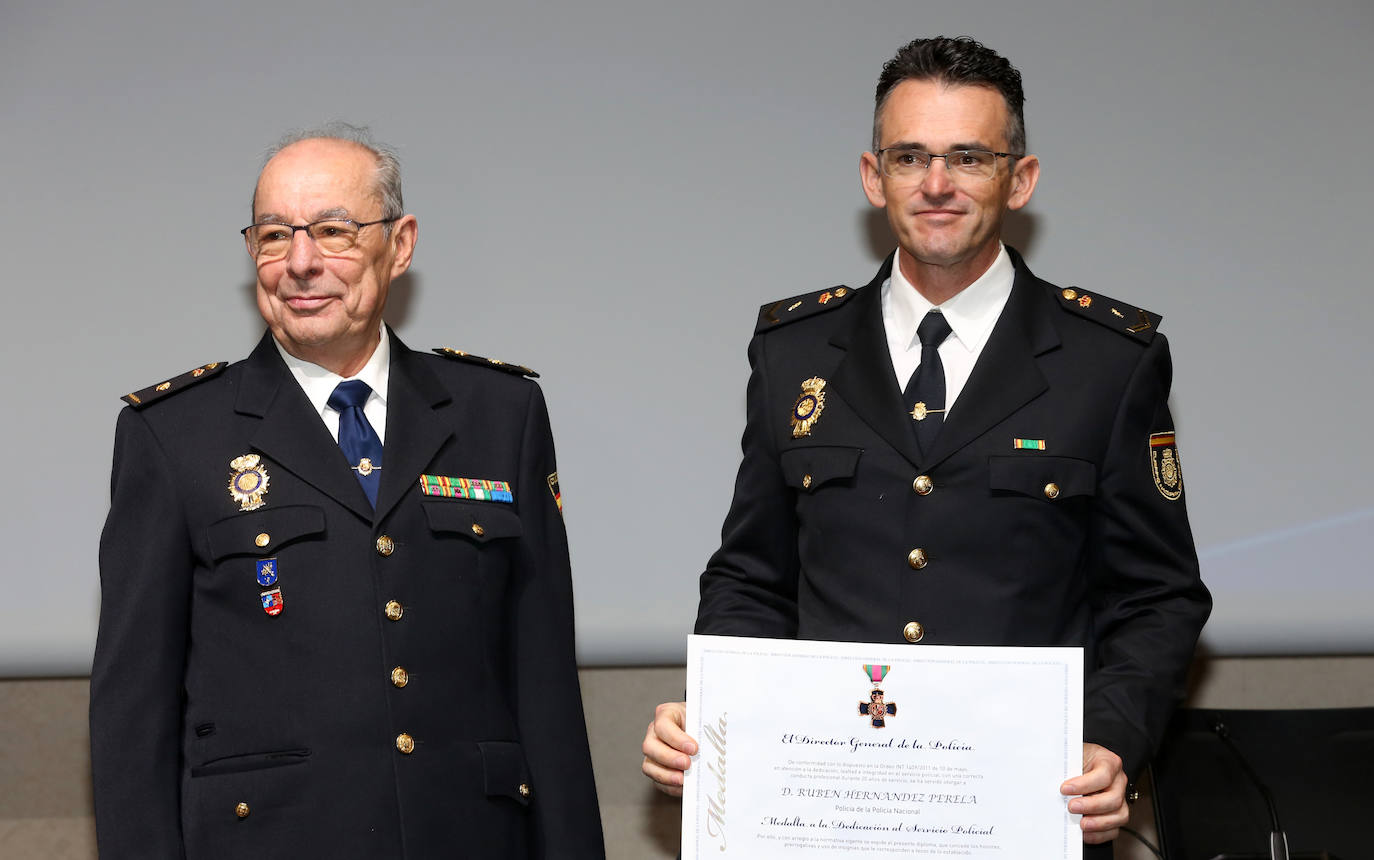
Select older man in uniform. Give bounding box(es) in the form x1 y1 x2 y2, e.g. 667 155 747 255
642 38 1211 854
91 126 604 858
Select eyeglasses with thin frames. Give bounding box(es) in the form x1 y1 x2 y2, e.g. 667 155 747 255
240 217 399 260
875 148 1019 183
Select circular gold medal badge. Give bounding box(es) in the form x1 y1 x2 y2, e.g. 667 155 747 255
791 377 827 438
228 454 271 511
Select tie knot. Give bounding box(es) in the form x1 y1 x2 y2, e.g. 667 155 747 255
328 379 373 411
917 311 952 350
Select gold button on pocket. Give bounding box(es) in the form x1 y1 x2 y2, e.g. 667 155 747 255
254 533 270 547
1044 482 1060 500
903 621 925 643
471 523 485 537
802 474 813 489
518 783 531 798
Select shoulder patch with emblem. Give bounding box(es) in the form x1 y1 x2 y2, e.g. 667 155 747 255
1051 286 1161 344
1149 431 1184 500
433 348 539 378
755 285 856 334
121 361 228 408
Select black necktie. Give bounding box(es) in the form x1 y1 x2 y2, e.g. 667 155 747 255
328 380 383 507
902 311 953 455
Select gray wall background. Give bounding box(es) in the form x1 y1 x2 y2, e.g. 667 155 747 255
3 0 1372 675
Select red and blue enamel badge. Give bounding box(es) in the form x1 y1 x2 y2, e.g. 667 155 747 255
260 588 284 617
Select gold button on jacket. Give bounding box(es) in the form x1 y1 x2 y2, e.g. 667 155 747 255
384 600 404 621
235 802 250 819
903 621 925 643
907 548 927 569
391 667 409 688
395 733 415 754
375 535 395 556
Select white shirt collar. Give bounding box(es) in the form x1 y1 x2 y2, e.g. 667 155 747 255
885 243 1015 356
273 323 391 421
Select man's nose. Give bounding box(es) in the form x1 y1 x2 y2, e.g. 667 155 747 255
284 228 323 277
918 157 956 196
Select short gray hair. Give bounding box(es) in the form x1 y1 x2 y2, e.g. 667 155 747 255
253 122 404 229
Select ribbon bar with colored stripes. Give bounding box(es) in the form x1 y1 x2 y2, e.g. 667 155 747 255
419 475 514 503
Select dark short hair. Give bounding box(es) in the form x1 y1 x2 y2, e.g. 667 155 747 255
872 37 1026 155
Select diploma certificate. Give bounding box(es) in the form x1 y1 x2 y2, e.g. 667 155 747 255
682 635 1082 858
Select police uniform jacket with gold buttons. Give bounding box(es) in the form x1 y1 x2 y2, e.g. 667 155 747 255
694 249 1212 783
91 329 604 859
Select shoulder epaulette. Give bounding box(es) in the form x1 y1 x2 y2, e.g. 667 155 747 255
755 285 856 334
1051 286 1161 344
433 348 539 378
121 361 227 409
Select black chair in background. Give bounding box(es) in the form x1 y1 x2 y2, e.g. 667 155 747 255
1149 706 1374 860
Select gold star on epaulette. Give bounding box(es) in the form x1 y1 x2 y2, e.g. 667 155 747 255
755 285 856 334
121 361 228 408
1054 287 1161 343
432 348 539 378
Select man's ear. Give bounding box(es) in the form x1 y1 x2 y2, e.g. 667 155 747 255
388 214 419 276
860 151 888 210
1006 154 1040 211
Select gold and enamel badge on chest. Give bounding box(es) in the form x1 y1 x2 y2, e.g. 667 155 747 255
1149 432 1183 500
791 377 827 438
228 454 270 511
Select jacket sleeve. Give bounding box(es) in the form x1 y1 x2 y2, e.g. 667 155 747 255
510 382 606 858
1084 334 1212 777
694 333 801 638
90 407 191 858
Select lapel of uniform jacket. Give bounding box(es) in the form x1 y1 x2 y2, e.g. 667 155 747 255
372 330 453 522
236 332 374 522
923 249 1060 468
829 255 926 469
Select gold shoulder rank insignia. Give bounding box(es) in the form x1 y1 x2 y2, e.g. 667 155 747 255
432 348 539 378
1149 432 1183 500
756 286 855 334
121 361 227 408
1054 285 1160 343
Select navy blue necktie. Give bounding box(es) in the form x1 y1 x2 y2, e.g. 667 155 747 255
328 380 383 507
902 311 953 455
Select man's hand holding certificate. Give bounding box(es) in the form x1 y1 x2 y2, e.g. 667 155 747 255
676 636 1084 858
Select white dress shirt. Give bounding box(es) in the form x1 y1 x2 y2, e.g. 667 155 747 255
881 244 1015 419
273 323 390 444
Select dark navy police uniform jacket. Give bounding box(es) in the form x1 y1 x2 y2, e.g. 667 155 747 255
92 329 604 859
